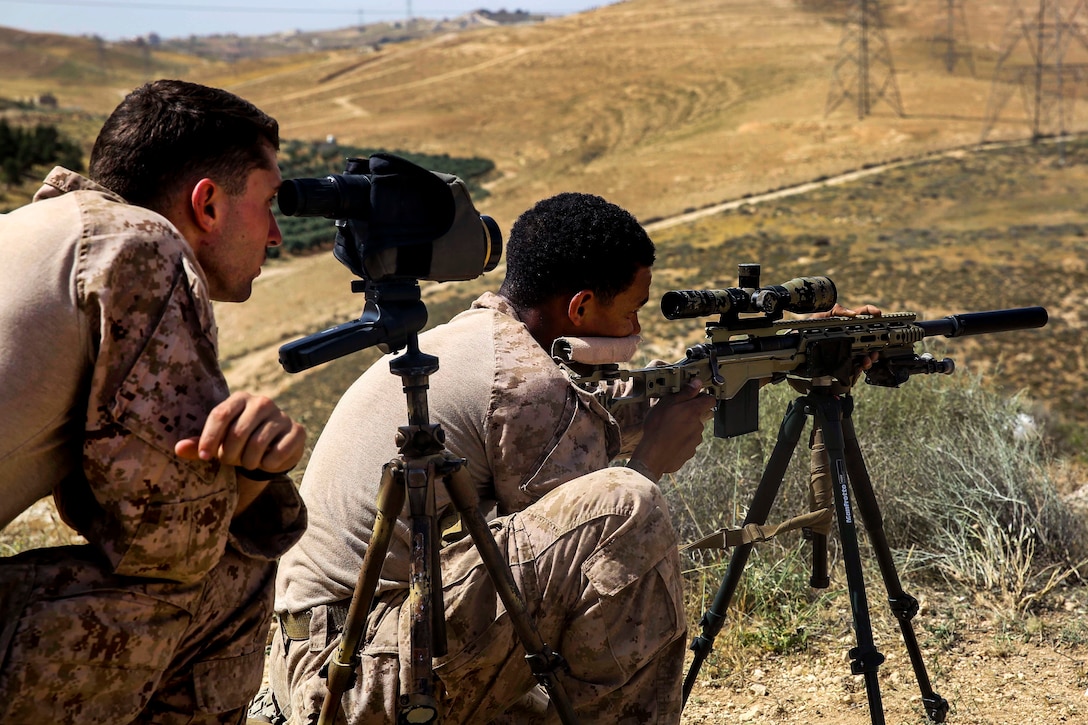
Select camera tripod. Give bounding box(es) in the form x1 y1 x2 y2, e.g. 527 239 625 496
682 376 950 725
317 331 580 725
278 281 578 723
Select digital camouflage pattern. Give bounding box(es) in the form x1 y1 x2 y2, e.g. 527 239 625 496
268 468 685 724
266 293 684 723
275 292 629 614
0 168 307 723
0 543 275 723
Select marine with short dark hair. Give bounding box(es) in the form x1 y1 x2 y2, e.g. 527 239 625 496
0 79 307 723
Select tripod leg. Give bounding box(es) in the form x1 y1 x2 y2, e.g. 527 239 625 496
443 468 580 725
840 405 950 723
812 395 886 725
403 460 443 722
806 428 833 589
320 463 406 725
682 397 809 704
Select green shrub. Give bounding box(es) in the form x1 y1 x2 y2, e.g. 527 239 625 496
0 119 84 184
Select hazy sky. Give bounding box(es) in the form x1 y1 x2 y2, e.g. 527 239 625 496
0 0 612 41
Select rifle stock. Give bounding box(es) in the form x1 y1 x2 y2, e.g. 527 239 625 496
556 306 1048 439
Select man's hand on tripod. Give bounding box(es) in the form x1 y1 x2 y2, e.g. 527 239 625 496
629 377 717 481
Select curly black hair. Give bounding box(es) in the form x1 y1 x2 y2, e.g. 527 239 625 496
499 192 655 309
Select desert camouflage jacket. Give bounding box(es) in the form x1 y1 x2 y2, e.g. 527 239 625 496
3 167 305 584
276 291 652 611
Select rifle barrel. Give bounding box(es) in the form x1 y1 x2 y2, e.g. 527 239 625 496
916 307 1048 339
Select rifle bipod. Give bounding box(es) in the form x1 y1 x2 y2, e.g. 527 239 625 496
318 334 580 725
681 378 950 725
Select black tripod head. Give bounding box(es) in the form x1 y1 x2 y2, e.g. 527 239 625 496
278 280 428 373
275 153 503 373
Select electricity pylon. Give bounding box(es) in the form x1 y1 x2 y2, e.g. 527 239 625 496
931 0 976 75
826 0 906 119
982 0 1088 140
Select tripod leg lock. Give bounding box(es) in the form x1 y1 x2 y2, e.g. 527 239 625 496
698 609 725 634
688 633 715 660
888 594 920 622
319 657 359 693
688 609 725 659
525 647 571 685
847 644 885 675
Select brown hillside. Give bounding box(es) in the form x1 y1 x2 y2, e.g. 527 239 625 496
3 0 1085 436
3 0 1082 225
0 26 209 113
181 0 1074 227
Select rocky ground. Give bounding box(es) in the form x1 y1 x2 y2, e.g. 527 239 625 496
679 586 1088 725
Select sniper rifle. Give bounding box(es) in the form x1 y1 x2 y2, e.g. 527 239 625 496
552 264 1048 438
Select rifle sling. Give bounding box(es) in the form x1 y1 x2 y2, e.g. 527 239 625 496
680 508 833 551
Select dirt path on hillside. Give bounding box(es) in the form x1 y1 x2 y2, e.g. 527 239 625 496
644 137 1044 234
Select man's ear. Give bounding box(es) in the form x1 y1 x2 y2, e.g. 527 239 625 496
567 289 595 327
190 178 219 233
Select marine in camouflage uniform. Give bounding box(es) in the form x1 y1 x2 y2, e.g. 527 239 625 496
0 167 307 723
268 293 687 724
266 193 717 725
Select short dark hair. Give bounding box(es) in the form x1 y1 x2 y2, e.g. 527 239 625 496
499 192 656 309
89 79 279 213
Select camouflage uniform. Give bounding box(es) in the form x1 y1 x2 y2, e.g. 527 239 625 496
267 293 685 723
0 168 307 723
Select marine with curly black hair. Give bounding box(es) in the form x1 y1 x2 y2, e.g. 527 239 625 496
259 191 714 724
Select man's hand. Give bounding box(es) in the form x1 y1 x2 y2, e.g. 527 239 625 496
175 392 306 514
628 378 717 481
813 302 884 374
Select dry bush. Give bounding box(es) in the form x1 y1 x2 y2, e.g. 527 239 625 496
664 369 1088 671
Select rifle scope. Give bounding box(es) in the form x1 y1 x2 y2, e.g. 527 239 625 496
661 273 837 320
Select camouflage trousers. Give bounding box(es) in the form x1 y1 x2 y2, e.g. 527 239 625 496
268 466 687 724
0 542 276 724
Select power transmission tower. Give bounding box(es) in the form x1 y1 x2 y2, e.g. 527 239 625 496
982 0 1088 141
826 0 905 118
931 0 976 75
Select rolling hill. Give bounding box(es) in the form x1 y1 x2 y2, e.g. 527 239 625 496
2 0 1086 451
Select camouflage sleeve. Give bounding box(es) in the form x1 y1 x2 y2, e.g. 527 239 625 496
227 475 306 560
601 377 651 456
61 217 239 584
486 333 622 515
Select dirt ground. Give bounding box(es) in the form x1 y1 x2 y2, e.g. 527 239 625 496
679 588 1088 725
8 500 1088 725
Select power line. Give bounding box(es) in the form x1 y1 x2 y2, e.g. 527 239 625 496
982 0 1088 140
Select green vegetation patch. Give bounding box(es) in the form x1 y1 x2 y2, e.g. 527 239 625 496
0 118 83 185
670 372 1087 679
